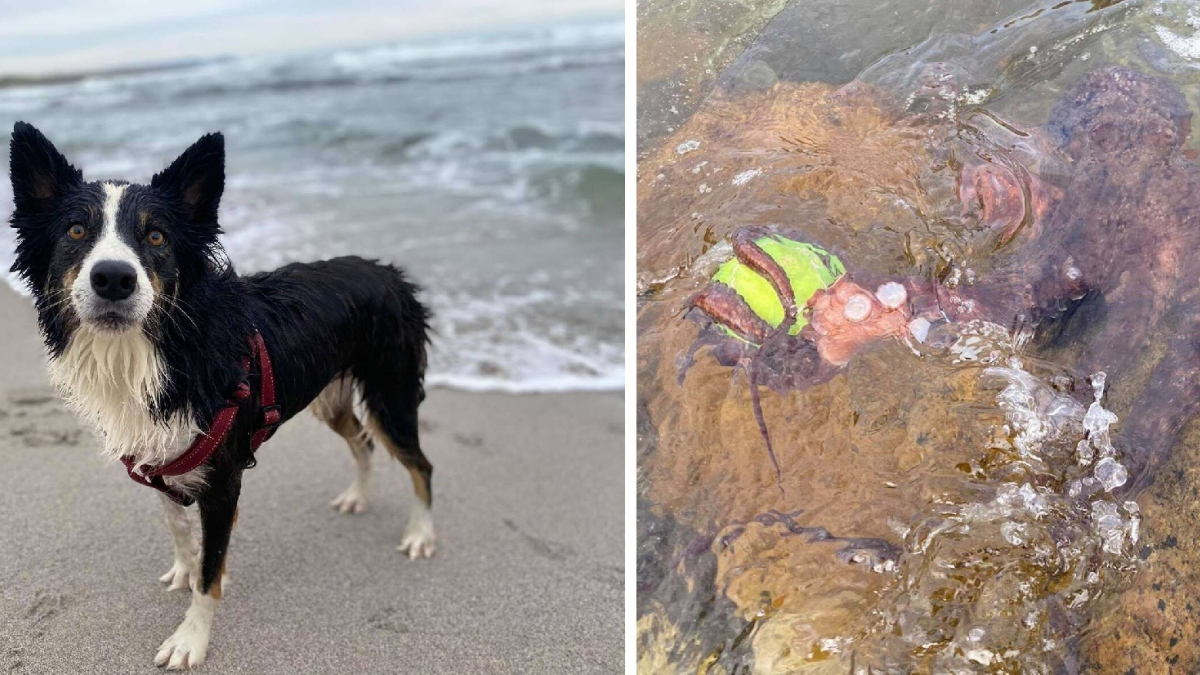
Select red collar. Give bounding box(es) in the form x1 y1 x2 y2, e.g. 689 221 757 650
121 331 280 506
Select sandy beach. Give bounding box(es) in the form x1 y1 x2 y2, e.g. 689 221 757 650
0 285 623 672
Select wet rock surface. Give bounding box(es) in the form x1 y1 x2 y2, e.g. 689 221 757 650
1081 418 1200 673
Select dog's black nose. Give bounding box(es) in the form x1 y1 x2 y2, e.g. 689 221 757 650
90 260 137 301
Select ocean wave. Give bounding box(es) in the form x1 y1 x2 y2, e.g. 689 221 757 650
374 124 623 167
486 124 624 153
520 162 625 222
157 51 623 100
422 285 624 393
347 123 623 219
329 20 624 70
426 370 623 394
0 21 624 109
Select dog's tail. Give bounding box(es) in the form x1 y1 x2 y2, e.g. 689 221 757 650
377 263 431 403
349 263 434 504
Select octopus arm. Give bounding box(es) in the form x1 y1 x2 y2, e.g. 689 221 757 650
691 282 772 345
731 228 799 329
1119 323 1200 491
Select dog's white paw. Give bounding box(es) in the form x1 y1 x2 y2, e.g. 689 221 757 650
398 530 437 559
154 617 211 670
330 485 369 515
158 559 198 592
398 505 436 559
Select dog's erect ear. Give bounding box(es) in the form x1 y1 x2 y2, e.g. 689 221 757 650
151 132 225 228
9 122 83 212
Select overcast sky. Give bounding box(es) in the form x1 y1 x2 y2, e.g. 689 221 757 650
0 0 623 77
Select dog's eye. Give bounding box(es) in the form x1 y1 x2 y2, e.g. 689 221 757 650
147 230 166 247
67 223 87 241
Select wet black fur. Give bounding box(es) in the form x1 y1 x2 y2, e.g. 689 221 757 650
8 122 433 596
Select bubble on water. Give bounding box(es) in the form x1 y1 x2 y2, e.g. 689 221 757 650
972 482 1052 521
1001 521 1028 546
731 168 762 186
1094 457 1128 491
1067 588 1090 608
953 321 1014 364
1082 373 1118 450
966 649 996 666
1019 483 1050 518
1156 24 1200 61
675 138 700 154
817 637 848 654
1067 479 1083 499
1091 501 1126 555
1083 400 1118 439
855 333 1142 667
1125 501 1141 544
986 360 1085 457
1076 439 1094 465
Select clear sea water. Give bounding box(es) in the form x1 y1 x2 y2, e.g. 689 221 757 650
0 20 624 393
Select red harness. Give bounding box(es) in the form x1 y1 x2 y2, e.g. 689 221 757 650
121 331 281 506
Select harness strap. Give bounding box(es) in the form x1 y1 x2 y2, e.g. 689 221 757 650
249 331 280 449
121 330 278 506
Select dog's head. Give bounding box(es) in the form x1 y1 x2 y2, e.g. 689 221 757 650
9 122 225 346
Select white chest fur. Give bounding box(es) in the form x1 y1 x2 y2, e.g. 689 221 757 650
49 328 198 470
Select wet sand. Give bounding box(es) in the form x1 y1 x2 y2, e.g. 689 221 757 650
0 286 623 673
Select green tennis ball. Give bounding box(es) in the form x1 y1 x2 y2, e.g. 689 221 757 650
712 235 845 335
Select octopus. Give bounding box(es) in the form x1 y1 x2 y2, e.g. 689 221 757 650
675 65 1200 493
679 226 912 487
911 66 1199 490
950 66 1200 489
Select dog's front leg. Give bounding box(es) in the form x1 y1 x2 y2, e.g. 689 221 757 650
158 494 199 592
154 470 241 670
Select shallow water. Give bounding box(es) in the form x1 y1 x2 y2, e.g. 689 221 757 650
0 21 624 392
638 0 1200 671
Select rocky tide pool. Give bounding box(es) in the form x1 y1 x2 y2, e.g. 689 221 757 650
637 0 1200 671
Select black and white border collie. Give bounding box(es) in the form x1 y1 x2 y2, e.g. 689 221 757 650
8 122 437 669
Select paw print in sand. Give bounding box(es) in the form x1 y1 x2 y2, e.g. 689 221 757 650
0 388 84 447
